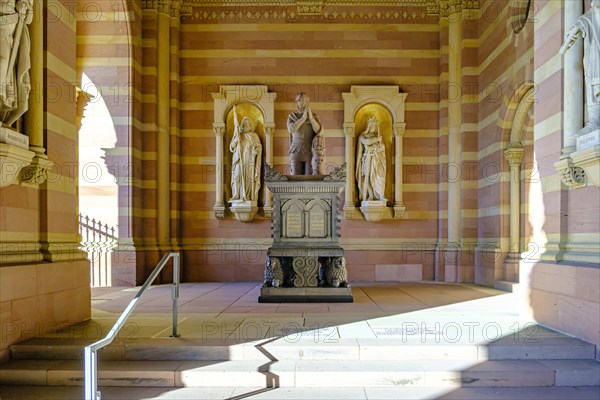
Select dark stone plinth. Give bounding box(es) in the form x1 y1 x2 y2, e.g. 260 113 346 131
259 287 353 303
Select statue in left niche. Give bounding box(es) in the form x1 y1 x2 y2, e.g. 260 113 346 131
0 0 33 128
229 105 263 202
560 0 600 136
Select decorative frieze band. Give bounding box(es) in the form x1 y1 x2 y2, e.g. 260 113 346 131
429 0 480 17
142 0 191 17
184 0 430 6
182 0 478 21
268 186 344 194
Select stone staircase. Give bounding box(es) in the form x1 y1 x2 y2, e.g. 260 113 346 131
1 324 599 399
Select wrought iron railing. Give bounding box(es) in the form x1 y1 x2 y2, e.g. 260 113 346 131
79 214 118 287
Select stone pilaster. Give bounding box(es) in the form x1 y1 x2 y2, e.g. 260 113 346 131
445 2 463 282
213 123 226 219
504 145 524 281
393 122 406 218
343 122 356 218
263 123 275 218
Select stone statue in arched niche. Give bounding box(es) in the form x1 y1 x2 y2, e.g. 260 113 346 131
560 0 600 135
356 116 387 202
341 86 407 221
0 0 33 127
229 106 262 203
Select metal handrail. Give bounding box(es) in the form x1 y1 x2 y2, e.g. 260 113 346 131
84 252 181 400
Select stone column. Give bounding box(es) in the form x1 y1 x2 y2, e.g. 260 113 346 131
25 0 44 157
504 145 524 281
393 122 406 218
22 0 53 185
343 122 356 218
264 123 274 217
170 3 181 248
562 0 584 157
213 123 225 218
156 7 170 244
446 3 463 282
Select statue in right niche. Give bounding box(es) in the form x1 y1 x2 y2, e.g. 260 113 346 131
560 0 600 135
356 116 386 202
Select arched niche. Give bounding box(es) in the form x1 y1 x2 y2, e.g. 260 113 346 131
502 85 534 283
342 86 407 221
211 85 277 220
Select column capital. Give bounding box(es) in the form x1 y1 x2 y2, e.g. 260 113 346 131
393 122 407 137
213 122 226 137
504 144 524 167
343 123 356 137
264 123 275 136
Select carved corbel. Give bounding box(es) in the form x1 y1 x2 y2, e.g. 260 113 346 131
560 166 586 187
555 155 586 188
21 157 54 185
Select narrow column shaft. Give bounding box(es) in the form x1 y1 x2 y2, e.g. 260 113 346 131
157 11 170 244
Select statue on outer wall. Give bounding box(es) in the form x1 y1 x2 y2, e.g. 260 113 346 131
287 92 325 175
560 0 600 135
356 116 386 202
0 0 33 128
229 106 262 202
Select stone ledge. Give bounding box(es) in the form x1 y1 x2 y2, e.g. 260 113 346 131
571 145 600 187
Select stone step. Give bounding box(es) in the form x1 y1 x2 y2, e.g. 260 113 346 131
10 334 597 362
2 385 600 400
1 359 599 388
493 280 520 293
